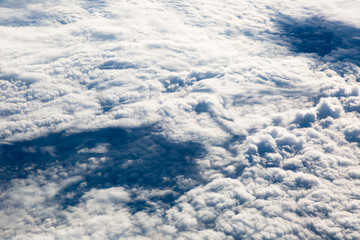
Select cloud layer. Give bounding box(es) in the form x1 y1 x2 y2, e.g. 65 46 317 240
1 0 360 239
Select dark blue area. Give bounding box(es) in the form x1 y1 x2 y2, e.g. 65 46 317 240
0 127 205 210
275 15 360 64
160 76 186 93
194 101 210 114
98 61 137 70
293 112 316 128
81 0 108 13
160 71 221 93
0 73 36 85
277 17 340 56
256 141 276 157
0 0 34 9
344 128 360 146
188 71 219 81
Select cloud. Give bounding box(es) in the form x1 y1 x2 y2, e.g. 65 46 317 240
274 13 360 80
1 0 360 239
316 97 343 119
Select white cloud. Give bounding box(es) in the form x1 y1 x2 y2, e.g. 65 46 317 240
1 0 360 239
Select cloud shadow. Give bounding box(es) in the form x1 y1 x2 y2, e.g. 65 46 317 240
275 15 360 76
98 61 137 70
0 127 205 210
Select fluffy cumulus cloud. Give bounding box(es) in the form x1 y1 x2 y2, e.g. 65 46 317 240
1 0 360 239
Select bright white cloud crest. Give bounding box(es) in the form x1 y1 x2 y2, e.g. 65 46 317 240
1 0 360 239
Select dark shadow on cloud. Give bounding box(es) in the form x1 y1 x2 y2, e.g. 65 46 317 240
0 73 37 85
344 127 360 146
98 61 137 70
0 127 205 210
90 31 118 41
80 0 108 13
276 16 342 56
0 2 73 27
160 76 187 93
160 71 222 93
0 0 37 9
0 18 39 27
0 13 73 27
188 71 220 82
275 15 360 74
293 112 316 128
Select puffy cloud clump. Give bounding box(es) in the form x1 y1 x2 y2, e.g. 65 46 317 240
316 97 343 119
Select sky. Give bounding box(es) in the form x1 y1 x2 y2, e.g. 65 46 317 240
0 0 360 239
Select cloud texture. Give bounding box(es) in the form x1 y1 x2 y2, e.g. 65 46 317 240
1 0 360 239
